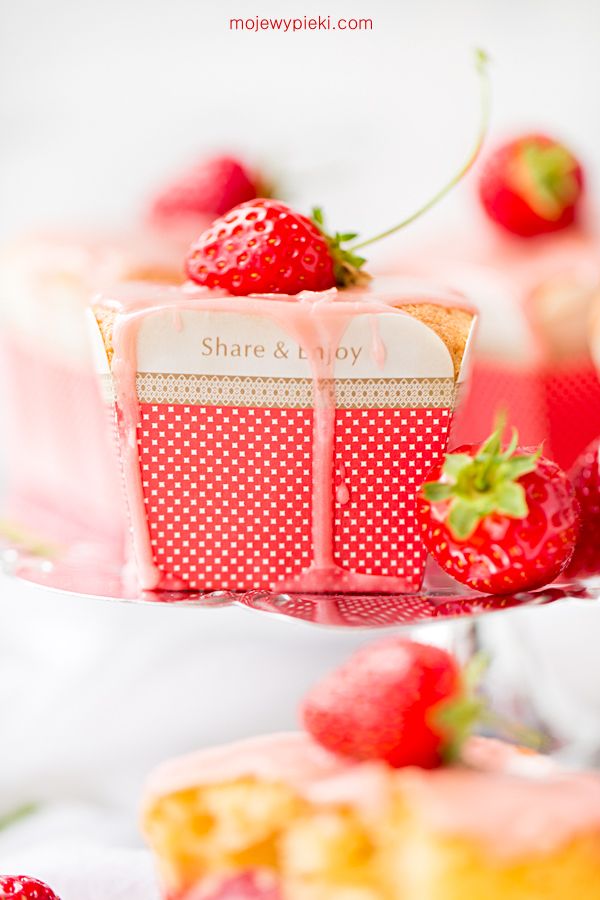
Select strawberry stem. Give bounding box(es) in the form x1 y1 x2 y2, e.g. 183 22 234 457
479 708 547 753
0 802 38 831
350 48 491 252
435 653 546 763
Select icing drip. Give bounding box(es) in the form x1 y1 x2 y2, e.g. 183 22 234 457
111 310 163 590
171 307 183 332
369 314 387 370
336 464 350 506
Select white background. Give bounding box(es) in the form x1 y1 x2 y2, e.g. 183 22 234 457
2 0 600 246
2 1 600 896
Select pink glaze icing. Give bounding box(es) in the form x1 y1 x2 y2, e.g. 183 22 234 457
99 279 473 593
400 744 600 859
369 314 387 370
143 732 358 804
144 731 600 860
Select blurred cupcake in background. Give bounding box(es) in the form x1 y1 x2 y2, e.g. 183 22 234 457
0 152 272 556
393 132 600 470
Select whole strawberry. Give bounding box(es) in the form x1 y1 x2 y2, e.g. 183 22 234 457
184 53 489 296
566 436 600 577
479 133 583 237
186 200 367 295
417 421 580 594
0 876 60 899
302 637 473 769
151 155 263 222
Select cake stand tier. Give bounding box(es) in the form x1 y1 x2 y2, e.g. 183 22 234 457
1 536 594 630
4 534 600 765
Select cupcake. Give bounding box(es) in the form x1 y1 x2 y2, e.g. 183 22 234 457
90 198 476 592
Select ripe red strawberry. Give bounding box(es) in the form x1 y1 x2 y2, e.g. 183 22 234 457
566 436 600 577
417 422 580 594
183 53 490 296
151 155 263 222
186 200 367 295
0 876 60 899
479 133 584 237
301 637 475 769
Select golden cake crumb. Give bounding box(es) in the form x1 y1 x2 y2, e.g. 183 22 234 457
95 308 116 365
397 303 474 379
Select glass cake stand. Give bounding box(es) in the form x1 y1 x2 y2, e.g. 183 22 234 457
2 530 600 766
0 530 593 628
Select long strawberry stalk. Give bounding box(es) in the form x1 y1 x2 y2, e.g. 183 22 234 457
350 48 491 252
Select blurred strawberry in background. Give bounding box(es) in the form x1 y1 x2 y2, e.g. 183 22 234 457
479 133 584 237
302 637 464 769
149 154 271 223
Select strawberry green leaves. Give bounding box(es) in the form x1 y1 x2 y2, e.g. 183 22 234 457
423 418 542 541
520 141 581 220
311 207 371 288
